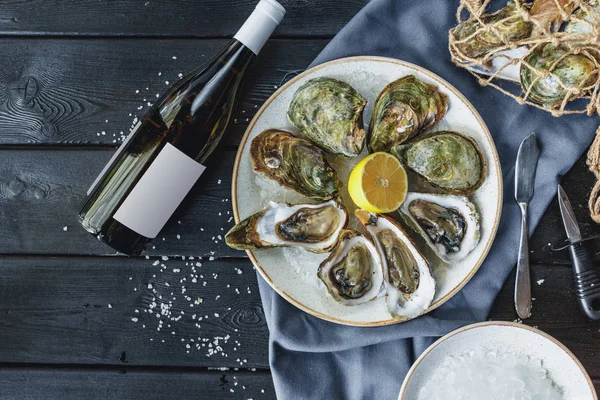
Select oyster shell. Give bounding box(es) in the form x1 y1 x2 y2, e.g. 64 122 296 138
451 1 533 60
225 200 348 253
251 129 340 200
287 77 367 157
564 4 600 34
399 193 481 263
520 43 598 107
391 131 486 196
356 210 436 320
318 229 384 306
368 75 448 153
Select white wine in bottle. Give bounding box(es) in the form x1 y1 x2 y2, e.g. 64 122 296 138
79 0 285 255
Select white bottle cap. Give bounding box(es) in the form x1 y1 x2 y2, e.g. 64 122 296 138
234 0 286 55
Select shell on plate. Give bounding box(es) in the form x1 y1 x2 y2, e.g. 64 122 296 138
520 43 599 107
399 192 481 263
356 210 436 320
368 75 448 153
225 200 348 253
287 77 367 157
317 229 384 306
391 131 486 196
250 129 341 200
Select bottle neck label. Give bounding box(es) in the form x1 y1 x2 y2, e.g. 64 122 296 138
234 1 283 55
113 143 206 238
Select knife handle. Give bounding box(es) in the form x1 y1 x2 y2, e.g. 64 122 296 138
568 242 600 320
515 202 531 319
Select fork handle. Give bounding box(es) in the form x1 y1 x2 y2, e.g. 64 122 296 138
515 202 531 319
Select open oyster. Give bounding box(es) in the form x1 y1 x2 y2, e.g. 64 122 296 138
288 77 367 157
251 129 340 200
520 43 599 107
368 75 448 153
318 229 384 306
225 200 348 253
391 131 486 196
356 210 436 320
399 193 481 263
450 1 533 60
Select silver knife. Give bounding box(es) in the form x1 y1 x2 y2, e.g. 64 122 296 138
514 133 539 319
557 184 600 320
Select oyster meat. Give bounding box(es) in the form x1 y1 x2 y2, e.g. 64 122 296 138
368 75 448 153
391 131 486 196
251 129 340 200
520 43 598 107
399 192 481 263
451 1 533 60
225 200 348 253
318 229 384 306
288 77 367 157
356 210 436 320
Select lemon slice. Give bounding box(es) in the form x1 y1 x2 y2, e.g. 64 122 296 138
348 152 408 213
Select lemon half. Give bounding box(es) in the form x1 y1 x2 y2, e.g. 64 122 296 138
348 152 408 213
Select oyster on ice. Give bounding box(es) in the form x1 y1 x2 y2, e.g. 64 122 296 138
391 131 486 196
368 75 448 153
399 193 481 263
225 200 348 253
318 229 384 306
288 77 367 157
251 129 341 200
520 43 598 107
356 210 436 320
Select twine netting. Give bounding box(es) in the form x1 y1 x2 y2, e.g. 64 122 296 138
449 0 600 117
587 126 600 222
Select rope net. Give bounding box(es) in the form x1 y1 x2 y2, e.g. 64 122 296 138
449 0 600 117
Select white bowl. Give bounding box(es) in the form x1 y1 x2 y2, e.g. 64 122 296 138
232 56 503 326
399 321 597 400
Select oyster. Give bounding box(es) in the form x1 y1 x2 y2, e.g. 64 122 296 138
288 77 367 157
356 210 436 320
251 129 340 200
564 3 600 34
318 229 384 305
391 131 486 196
451 1 533 60
225 200 348 253
520 43 598 107
399 193 481 263
368 75 448 153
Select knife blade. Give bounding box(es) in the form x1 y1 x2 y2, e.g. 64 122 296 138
558 184 582 242
514 133 539 320
556 184 600 320
515 133 540 203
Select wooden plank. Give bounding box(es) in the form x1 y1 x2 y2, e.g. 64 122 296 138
0 38 326 146
0 148 247 257
530 153 600 265
0 256 268 368
0 0 367 38
0 368 275 400
489 264 600 383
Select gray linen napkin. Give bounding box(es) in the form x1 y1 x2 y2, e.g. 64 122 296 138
256 0 600 398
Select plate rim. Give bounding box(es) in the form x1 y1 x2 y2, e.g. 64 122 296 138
397 320 598 399
231 55 504 327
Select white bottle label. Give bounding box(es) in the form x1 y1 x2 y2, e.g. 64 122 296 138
114 143 206 238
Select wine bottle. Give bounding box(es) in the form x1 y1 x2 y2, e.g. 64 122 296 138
79 0 285 255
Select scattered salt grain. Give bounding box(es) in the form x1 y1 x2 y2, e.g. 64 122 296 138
172 56 177 59
537 279 545 285
131 317 138 322
108 304 112 309
62 226 68 231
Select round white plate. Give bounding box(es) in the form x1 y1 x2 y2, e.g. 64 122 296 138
399 321 597 399
232 56 503 326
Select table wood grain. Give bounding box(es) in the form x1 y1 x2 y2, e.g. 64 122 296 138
0 1 599 398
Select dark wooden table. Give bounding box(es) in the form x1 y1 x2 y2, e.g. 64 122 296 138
0 1 598 398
